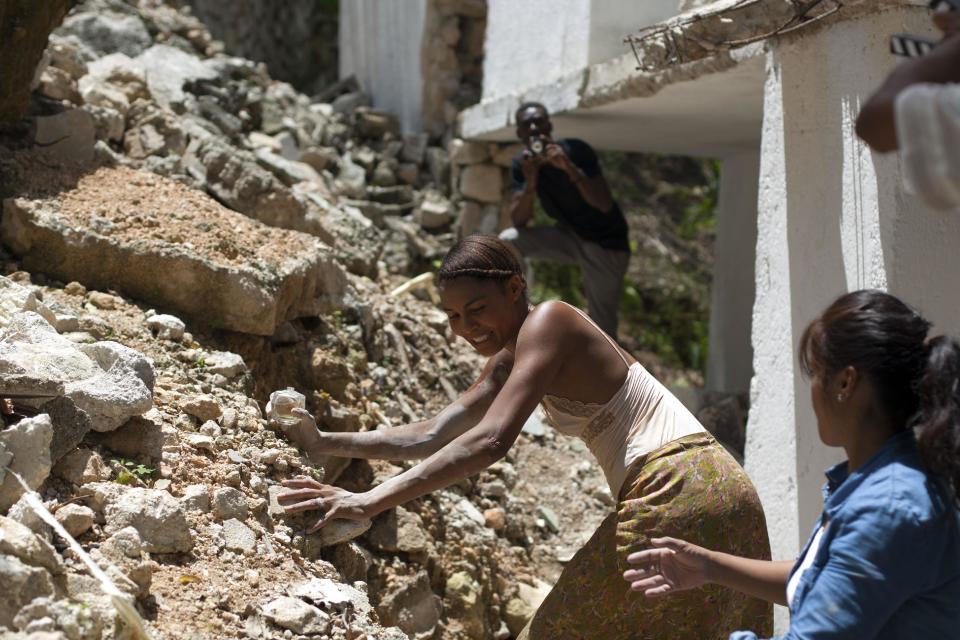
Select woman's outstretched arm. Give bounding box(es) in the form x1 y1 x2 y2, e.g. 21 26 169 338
624 537 794 606
280 350 513 461
278 305 565 530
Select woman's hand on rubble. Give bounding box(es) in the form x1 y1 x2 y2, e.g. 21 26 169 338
277 476 373 534
272 408 328 461
623 536 713 597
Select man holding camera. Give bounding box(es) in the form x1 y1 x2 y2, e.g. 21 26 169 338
499 102 630 338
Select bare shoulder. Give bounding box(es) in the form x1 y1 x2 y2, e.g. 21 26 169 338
516 301 584 351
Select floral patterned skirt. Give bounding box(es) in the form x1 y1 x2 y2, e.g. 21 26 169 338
518 433 773 640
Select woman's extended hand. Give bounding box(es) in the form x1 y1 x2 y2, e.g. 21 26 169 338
623 537 713 597
276 476 373 534
271 408 328 463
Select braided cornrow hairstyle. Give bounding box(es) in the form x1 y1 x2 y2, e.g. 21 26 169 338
437 235 526 291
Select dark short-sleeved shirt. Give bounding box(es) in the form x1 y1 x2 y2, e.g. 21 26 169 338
511 138 630 252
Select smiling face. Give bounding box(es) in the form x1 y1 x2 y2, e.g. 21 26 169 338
439 276 526 356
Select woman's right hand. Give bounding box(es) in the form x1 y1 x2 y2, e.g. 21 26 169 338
273 408 328 462
623 536 713 597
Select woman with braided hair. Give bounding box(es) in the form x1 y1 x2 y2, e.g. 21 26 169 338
275 234 772 639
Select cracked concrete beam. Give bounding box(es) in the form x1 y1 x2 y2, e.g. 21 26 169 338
625 0 926 72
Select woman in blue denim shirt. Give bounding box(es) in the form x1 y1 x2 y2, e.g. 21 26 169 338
623 290 960 639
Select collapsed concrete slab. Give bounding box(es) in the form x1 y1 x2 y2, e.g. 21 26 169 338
1 166 349 335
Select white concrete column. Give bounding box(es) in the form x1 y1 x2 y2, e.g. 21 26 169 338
339 0 427 133
705 150 760 395
745 6 940 631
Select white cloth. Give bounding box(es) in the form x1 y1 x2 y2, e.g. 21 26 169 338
895 83 960 211
786 525 827 608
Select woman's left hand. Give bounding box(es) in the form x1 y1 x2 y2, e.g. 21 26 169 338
276 476 373 534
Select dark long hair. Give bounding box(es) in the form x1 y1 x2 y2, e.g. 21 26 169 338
437 234 525 286
799 289 960 502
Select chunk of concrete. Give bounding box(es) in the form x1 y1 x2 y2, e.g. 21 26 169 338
34 108 96 166
0 413 53 513
0 555 55 629
0 275 56 328
0 515 64 573
261 596 330 635
1 167 349 335
84 482 193 553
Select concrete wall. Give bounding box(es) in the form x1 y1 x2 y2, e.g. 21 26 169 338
339 0 427 133
705 151 759 394
587 0 681 65
482 0 591 102
745 6 946 630
482 0 687 102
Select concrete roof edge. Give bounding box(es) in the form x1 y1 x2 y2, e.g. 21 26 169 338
623 0 923 73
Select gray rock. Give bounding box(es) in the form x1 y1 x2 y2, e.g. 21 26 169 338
0 313 154 432
0 555 55 629
298 147 338 173
0 413 53 513
317 518 372 548
211 487 248 521
416 198 453 230
376 570 441 637
536 505 560 533
135 45 219 112
180 484 209 513
368 507 429 554
98 413 165 462
99 526 143 561
401 133 429 164
146 313 185 340
254 149 322 187
0 275 55 329
52 448 108 485
80 76 130 116
222 518 256 552
204 351 246 378
54 503 95 537
331 91 369 115
84 482 193 553
0 516 63 573
34 109 96 166
180 394 221 422
336 153 367 199
355 108 399 139
58 11 152 57
261 596 330 635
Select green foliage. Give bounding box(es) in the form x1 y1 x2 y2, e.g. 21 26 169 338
527 152 719 374
111 458 155 484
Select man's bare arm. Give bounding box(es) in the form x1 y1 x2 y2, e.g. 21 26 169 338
856 34 960 152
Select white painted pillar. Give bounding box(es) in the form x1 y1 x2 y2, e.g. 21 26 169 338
745 6 941 631
705 151 760 395
338 0 427 133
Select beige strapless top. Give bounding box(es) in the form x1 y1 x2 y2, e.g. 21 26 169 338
540 305 705 496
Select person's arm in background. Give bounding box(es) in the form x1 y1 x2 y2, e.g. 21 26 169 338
543 139 614 213
508 152 540 228
856 18 960 152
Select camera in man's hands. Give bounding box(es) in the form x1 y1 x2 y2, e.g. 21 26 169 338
527 134 547 156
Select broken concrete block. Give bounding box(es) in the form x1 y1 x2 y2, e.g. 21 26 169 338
1 167 349 335
0 413 53 513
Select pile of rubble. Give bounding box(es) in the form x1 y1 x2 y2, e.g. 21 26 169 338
0 1 614 639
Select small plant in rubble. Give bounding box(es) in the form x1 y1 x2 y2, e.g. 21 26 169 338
111 458 156 484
